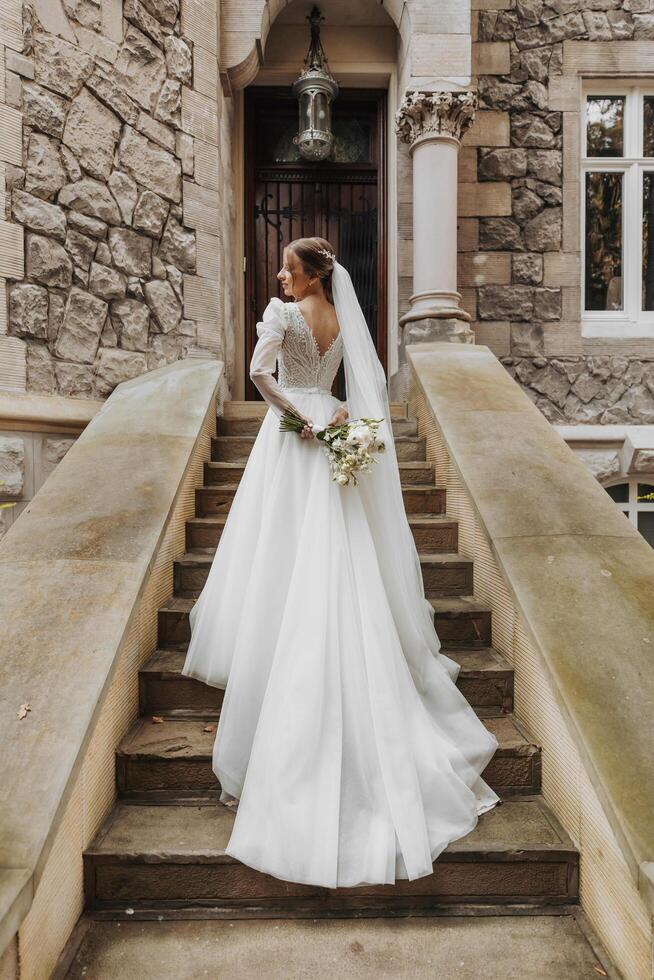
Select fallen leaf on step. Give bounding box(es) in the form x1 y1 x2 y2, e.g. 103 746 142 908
593 967 607 976
203 724 216 733
151 716 164 724
17 703 31 719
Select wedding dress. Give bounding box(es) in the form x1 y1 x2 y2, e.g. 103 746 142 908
181 268 500 889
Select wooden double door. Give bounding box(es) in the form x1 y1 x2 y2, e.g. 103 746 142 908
244 86 387 401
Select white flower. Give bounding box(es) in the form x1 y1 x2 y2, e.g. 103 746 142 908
336 473 349 485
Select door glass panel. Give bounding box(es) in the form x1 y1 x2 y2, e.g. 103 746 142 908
257 115 373 164
637 483 654 500
637 511 654 547
606 483 628 503
586 96 624 157
585 171 623 311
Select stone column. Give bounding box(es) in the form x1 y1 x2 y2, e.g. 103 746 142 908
395 90 477 345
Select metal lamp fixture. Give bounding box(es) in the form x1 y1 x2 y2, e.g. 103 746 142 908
292 5 339 161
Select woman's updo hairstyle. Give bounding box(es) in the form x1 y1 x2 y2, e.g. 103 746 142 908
287 236 336 304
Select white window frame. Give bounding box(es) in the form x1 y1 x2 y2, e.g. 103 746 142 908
604 476 654 542
581 81 654 339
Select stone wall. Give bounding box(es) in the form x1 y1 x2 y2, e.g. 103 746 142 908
2 0 233 401
463 0 654 423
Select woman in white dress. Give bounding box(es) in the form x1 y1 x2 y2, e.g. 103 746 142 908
181 237 500 889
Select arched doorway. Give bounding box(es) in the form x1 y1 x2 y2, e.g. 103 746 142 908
239 0 397 401
244 84 387 400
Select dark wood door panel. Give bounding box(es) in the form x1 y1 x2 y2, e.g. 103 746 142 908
244 87 386 401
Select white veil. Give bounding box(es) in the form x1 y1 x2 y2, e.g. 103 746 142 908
331 260 451 691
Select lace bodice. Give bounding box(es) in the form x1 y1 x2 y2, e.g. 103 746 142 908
249 297 346 419
278 302 343 391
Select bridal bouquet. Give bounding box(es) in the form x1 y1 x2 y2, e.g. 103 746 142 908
279 406 385 486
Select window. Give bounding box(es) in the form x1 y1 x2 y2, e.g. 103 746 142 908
582 84 654 337
604 477 654 547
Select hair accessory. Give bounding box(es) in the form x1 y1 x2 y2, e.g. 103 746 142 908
317 247 336 262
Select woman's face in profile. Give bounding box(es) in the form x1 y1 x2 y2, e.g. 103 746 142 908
278 247 311 299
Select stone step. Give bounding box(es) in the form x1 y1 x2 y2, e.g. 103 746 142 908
173 550 472 599
222 400 410 422
62 914 612 979
195 483 446 518
217 416 419 438
429 597 492 648
186 512 458 552
116 713 538 802
158 595 493 649
204 458 435 487
83 798 579 912
211 434 427 463
139 646 513 718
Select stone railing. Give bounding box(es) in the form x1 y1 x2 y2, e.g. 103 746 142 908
0 358 222 979
407 342 654 980
0 391 103 541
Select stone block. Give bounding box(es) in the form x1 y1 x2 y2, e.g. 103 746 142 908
65 229 96 270
144 279 181 332
512 252 543 285
113 24 167 114
133 191 169 238
0 436 25 497
53 360 94 396
26 233 73 288
25 134 67 201
110 297 150 350
118 126 182 203
108 171 138 225
59 179 122 225
523 208 562 251
137 112 176 153
155 79 181 126
21 82 68 139
89 263 127 301
478 284 534 321
159 217 196 272
478 148 527 180
9 283 48 340
511 321 544 355
473 41 511 74
33 32 94 98
459 182 511 217
26 342 56 393
12 190 67 242
479 217 523 251
68 211 108 240
63 89 122 181
108 227 153 277
123 0 165 47
92 346 148 395
54 286 108 362
86 65 139 126
165 35 192 84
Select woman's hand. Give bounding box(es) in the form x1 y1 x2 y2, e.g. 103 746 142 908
299 416 315 440
327 407 349 428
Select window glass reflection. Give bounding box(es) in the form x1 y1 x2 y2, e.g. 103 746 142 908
644 97 654 157
585 171 623 311
586 96 624 157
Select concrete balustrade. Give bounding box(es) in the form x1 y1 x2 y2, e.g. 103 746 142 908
0 358 222 978
407 342 654 980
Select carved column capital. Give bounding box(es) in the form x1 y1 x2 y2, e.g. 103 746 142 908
395 89 478 146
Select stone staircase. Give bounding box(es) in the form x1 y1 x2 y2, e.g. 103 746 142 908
83 401 579 917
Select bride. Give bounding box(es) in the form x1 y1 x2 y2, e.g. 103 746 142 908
181 236 500 889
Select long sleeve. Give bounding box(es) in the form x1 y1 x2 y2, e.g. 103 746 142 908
249 298 302 419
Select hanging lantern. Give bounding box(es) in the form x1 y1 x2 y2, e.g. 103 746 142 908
292 5 339 162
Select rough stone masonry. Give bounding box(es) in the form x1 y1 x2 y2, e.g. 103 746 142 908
6 0 199 399
477 0 654 424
